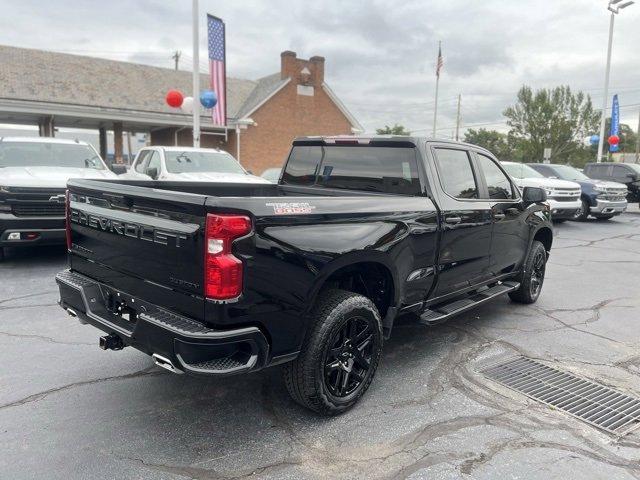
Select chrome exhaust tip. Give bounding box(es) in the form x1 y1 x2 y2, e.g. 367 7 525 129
66 308 77 317
152 353 183 374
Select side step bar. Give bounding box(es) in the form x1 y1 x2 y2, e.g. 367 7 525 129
419 281 520 326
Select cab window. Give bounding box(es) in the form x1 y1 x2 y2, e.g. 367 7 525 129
134 151 150 173
476 154 516 199
145 151 161 178
434 148 478 199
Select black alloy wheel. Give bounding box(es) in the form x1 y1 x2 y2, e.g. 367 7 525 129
283 289 383 415
323 315 374 398
509 240 547 304
529 249 546 298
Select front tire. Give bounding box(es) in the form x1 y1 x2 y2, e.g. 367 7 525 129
509 240 547 304
283 289 383 415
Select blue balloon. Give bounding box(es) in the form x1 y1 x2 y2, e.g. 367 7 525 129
199 90 218 109
589 135 600 146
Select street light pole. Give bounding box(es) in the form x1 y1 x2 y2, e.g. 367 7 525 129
596 0 634 162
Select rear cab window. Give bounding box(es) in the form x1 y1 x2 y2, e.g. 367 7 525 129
281 143 422 195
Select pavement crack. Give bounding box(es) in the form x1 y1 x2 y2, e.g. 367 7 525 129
0 290 57 305
0 367 166 411
0 329 93 346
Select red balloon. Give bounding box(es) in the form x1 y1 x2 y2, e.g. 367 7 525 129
608 135 620 146
165 90 184 108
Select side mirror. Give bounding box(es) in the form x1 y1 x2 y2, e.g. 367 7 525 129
522 186 547 204
110 164 128 175
146 167 158 180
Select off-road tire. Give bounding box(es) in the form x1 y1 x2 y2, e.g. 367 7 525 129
283 289 383 415
509 240 547 304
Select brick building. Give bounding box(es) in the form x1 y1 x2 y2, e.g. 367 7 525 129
0 45 362 174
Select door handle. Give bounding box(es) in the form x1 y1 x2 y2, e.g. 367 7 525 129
445 216 462 225
493 213 506 220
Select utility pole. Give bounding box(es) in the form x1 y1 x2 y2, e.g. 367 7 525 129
192 0 200 147
172 50 181 71
636 109 640 162
454 94 462 141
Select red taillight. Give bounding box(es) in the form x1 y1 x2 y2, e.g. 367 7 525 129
204 214 252 300
65 190 72 251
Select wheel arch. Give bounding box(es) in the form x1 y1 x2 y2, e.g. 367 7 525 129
308 256 398 323
532 226 553 253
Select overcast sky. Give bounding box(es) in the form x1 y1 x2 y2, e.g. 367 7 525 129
2 0 639 137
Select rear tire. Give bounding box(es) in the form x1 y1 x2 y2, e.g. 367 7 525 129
594 215 614 221
509 241 547 304
0 247 4 261
283 289 383 415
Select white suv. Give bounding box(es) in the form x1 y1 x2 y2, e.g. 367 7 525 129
120 146 270 184
501 162 582 221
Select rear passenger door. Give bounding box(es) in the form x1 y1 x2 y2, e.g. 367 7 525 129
430 146 493 298
474 152 529 276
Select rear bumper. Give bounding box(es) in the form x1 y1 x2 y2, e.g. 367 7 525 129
0 213 65 247
55 269 270 376
590 199 627 215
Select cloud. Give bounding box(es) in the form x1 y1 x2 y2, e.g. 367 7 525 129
1 0 639 134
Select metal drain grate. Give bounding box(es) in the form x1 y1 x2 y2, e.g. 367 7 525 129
483 357 640 436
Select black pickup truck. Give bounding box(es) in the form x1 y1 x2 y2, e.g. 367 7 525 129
56 136 553 415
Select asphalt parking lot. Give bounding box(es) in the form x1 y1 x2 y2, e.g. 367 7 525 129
1 207 639 480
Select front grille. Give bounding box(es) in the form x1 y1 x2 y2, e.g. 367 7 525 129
483 357 640 436
552 197 579 202
12 204 65 217
2 187 66 217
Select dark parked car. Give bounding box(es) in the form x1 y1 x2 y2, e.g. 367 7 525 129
56 137 553 414
583 162 640 206
527 163 627 221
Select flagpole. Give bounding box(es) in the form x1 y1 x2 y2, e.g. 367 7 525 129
432 41 441 138
192 0 200 147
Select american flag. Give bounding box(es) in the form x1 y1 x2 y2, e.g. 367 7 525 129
436 42 444 78
208 15 226 125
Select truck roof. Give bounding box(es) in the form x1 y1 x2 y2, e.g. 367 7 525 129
292 135 485 150
143 146 227 153
0 136 91 146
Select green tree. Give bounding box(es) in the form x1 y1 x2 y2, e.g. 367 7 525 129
463 128 517 160
503 85 600 163
376 124 410 135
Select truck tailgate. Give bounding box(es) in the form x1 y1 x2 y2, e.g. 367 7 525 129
67 180 207 320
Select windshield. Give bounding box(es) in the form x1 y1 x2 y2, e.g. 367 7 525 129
502 163 544 179
550 165 589 181
261 168 281 183
165 151 246 174
0 142 104 169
